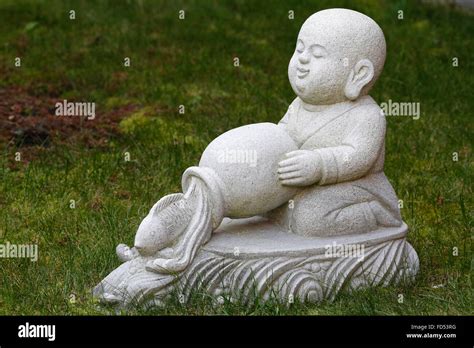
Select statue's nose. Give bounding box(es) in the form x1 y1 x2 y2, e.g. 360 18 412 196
298 51 310 64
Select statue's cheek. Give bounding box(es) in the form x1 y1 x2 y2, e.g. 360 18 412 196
288 56 298 75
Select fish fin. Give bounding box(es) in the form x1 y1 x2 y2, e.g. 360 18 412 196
151 193 184 216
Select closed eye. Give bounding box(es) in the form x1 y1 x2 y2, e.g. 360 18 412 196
296 39 304 53
311 44 327 58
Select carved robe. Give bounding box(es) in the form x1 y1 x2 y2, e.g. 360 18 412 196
273 96 402 237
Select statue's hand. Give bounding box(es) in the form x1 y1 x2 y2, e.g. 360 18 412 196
278 150 322 186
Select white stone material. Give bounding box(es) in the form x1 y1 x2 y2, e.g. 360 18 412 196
197 122 299 218
95 217 418 307
94 8 419 308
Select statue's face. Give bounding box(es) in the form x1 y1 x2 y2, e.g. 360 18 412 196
288 22 352 105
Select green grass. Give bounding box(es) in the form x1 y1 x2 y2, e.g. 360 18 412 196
0 0 472 315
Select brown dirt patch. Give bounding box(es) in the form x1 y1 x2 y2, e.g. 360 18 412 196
0 85 139 149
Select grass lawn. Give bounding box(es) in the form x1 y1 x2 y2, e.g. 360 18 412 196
0 0 472 315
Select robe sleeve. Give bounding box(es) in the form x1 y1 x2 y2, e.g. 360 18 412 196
315 105 386 185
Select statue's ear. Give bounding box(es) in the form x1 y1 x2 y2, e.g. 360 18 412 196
344 59 374 100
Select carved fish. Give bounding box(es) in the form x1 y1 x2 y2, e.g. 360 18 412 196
134 193 193 256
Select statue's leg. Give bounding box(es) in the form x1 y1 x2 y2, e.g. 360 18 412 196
290 175 402 237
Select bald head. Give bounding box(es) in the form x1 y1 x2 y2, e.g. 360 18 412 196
301 9 386 84
288 9 386 104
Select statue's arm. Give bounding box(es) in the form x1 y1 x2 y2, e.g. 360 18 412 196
277 98 299 130
315 106 386 185
277 112 289 130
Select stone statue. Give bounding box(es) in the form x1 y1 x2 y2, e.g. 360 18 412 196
94 8 419 308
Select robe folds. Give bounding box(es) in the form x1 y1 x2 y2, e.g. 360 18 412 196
272 96 402 237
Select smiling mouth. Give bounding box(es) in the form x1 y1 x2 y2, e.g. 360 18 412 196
297 67 309 78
